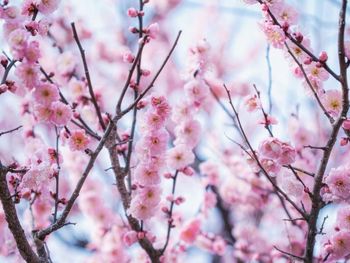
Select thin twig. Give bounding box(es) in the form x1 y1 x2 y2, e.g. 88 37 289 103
161 170 179 255
71 22 106 130
0 125 22 137
121 31 182 115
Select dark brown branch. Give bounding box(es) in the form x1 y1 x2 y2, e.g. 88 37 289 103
71 22 106 131
0 163 41 263
53 126 61 222
0 125 22 137
305 1 349 261
116 36 147 114
106 127 161 262
124 0 146 192
1 59 17 84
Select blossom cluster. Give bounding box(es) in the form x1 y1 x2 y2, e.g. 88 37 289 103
128 96 171 221
257 137 296 175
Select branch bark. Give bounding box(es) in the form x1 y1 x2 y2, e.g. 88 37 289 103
0 163 41 263
304 0 349 261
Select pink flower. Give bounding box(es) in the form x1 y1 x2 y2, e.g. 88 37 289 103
306 62 329 82
21 0 38 16
174 119 201 148
123 231 138 247
15 62 40 89
151 96 171 119
128 197 158 220
184 79 209 107
38 18 51 36
337 206 350 230
180 218 201 244
199 161 220 185
260 23 286 49
138 186 162 206
19 162 52 192
244 94 261 112
270 3 298 25
142 129 169 155
258 137 282 159
33 83 59 105
172 103 194 123
34 104 53 122
57 51 77 76
328 231 350 260
37 0 60 15
68 130 90 151
212 237 226 256
134 164 160 185
321 89 342 117
325 166 350 201
166 144 195 170
50 102 72 126
25 41 41 63
260 158 281 175
8 30 28 59
142 110 166 131
279 174 303 197
278 142 296 165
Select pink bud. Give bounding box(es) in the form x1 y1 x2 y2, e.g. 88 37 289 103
342 119 350 130
123 230 138 246
161 206 169 213
137 100 147 109
340 137 348 146
175 196 185 205
261 3 268 11
294 32 304 43
303 57 312 65
141 69 150 76
315 62 323 68
73 112 80 119
137 231 146 239
128 26 138 34
281 21 289 32
0 56 8 68
319 51 328 62
127 7 138 18
182 166 195 176
163 172 173 179
123 51 135 63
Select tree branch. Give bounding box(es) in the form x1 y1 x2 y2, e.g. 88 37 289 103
0 163 41 263
71 22 106 131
